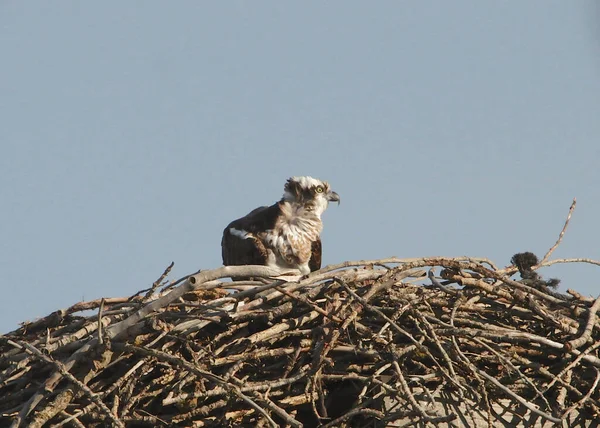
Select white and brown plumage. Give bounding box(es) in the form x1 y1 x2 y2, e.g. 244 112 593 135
221 176 340 275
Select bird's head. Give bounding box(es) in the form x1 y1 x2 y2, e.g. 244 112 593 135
282 176 340 216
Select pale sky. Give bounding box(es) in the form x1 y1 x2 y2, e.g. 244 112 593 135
2 1 600 332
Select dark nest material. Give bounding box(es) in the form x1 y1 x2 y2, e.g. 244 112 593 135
3 200 600 428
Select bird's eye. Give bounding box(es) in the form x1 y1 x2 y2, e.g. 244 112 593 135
315 186 324 193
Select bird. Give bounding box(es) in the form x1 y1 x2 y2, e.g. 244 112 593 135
221 176 340 276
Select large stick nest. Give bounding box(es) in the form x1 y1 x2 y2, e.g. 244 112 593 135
2 256 600 428
2 202 600 427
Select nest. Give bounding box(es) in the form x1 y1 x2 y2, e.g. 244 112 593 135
2 254 600 428
2 199 600 427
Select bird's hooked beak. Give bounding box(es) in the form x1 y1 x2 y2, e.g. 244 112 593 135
327 191 340 205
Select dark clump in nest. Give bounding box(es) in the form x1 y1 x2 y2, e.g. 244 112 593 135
1 255 599 428
511 251 561 291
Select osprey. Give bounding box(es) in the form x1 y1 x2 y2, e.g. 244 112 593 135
222 176 340 275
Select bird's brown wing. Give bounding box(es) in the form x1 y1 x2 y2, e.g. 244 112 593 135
308 238 322 272
221 229 269 267
221 205 276 269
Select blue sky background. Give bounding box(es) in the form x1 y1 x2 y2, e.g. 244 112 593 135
2 2 600 332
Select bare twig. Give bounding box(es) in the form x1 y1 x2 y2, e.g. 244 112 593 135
540 197 577 265
566 296 600 351
143 261 175 299
97 298 105 345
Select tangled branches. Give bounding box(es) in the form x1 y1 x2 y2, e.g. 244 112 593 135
1 255 600 427
1 198 600 427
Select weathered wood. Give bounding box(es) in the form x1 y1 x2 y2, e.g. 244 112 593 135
1 252 600 427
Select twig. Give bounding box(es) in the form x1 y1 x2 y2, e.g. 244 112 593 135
321 405 386 427
253 392 303 428
540 258 600 269
567 289 595 302
556 370 571 411
540 197 576 265
97 298 105 345
566 295 600 350
393 361 436 421
143 261 175 299
428 269 459 296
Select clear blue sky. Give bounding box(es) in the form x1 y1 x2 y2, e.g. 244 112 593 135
2 2 600 333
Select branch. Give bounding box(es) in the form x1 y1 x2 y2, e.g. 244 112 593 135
540 197 576 264
566 296 600 351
